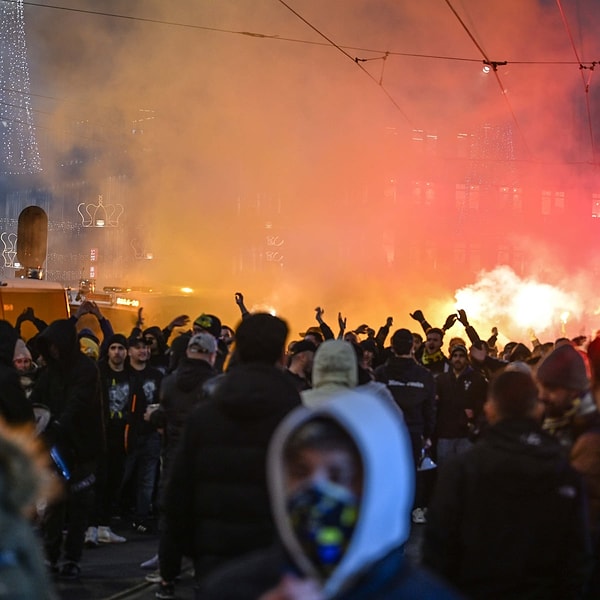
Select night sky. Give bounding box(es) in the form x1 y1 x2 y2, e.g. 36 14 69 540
13 0 600 341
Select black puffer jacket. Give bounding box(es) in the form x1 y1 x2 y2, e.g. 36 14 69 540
423 419 593 599
163 362 300 576
0 320 33 425
155 356 216 468
31 319 105 471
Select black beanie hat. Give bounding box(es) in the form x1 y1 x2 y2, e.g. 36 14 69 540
106 333 128 349
536 344 589 392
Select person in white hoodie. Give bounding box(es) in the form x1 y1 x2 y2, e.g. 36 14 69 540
197 390 463 599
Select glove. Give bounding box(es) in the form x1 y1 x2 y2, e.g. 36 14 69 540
442 314 458 331
410 310 425 323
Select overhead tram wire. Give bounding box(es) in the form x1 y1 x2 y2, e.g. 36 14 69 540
17 2 598 67
16 0 600 161
19 0 414 124
274 0 412 125
442 0 533 162
555 0 597 166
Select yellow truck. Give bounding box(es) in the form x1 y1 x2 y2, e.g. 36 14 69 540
0 279 70 340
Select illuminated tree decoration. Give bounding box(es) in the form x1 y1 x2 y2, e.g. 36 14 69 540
0 0 42 174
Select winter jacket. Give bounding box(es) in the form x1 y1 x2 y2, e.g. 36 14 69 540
434 366 487 439
374 356 436 439
423 418 592 599
199 390 463 599
0 321 33 425
543 390 600 536
31 319 104 472
155 356 216 468
163 362 300 576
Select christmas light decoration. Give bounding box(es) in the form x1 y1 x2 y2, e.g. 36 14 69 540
77 196 124 227
0 0 42 174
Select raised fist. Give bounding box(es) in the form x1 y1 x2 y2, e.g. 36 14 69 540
409 310 425 323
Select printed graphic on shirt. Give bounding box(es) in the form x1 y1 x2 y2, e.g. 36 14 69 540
109 381 130 415
142 379 158 404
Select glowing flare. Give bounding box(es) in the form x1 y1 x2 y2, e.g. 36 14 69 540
454 266 582 340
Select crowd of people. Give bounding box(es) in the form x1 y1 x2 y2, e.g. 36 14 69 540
0 291 599 599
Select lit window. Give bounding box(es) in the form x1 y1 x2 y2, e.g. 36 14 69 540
541 191 552 215
592 194 600 218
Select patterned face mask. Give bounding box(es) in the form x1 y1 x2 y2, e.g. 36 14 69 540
287 479 359 577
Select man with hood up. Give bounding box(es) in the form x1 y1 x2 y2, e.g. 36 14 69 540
198 390 463 599
30 318 105 580
0 320 33 425
301 339 358 408
143 326 170 374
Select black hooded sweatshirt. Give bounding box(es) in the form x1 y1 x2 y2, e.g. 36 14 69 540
0 320 33 425
154 356 217 468
31 319 105 473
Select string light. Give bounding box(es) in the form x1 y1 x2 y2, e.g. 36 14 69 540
0 0 42 174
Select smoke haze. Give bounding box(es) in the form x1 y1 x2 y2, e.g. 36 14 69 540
16 0 600 336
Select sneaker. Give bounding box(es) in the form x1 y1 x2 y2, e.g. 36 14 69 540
411 507 427 524
58 562 81 580
97 525 127 544
132 520 152 534
155 581 175 600
140 554 159 570
84 526 99 547
145 570 162 583
45 560 59 576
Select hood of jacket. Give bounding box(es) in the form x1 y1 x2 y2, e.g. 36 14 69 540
267 390 414 598
144 326 168 355
213 363 300 420
311 340 358 389
482 418 570 493
0 320 18 367
175 356 216 392
36 319 79 369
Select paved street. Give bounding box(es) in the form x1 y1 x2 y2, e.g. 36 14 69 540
53 524 194 600
53 522 424 599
